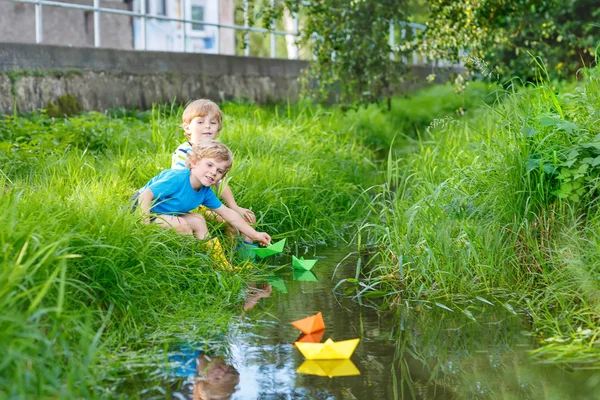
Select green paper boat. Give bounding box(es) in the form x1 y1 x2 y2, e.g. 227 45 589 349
253 238 286 259
292 255 318 271
293 270 318 282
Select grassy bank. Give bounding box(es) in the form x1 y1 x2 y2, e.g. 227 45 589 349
354 71 600 364
3 73 597 397
0 103 379 397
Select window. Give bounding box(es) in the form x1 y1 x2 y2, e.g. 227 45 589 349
191 5 204 31
143 0 166 16
155 0 166 16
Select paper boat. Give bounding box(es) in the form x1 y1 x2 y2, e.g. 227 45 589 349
253 238 286 259
295 338 360 360
292 255 318 271
295 330 325 345
297 359 360 378
293 270 318 282
291 312 325 335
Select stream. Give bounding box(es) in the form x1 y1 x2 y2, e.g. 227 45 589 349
151 247 600 399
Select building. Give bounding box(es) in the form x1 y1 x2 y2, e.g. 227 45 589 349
131 0 235 54
0 0 235 54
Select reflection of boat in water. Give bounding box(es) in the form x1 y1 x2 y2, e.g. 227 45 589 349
297 359 360 378
293 269 318 282
291 312 326 334
292 255 318 271
294 330 325 346
295 338 360 360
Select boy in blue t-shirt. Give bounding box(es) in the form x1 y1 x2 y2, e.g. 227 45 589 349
135 140 271 247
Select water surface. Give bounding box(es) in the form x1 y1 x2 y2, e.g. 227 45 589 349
170 248 600 399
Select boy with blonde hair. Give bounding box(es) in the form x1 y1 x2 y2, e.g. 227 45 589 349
172 99 256 227
135 140 270 248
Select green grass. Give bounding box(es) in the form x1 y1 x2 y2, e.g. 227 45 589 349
4 72 600 397
354 69 600 365
0 101 380 397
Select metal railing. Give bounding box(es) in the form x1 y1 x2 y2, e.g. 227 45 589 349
6 0 432 64
8 0 303 58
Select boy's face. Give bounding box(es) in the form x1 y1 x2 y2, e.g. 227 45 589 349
190 157 229 187
184 112 220 144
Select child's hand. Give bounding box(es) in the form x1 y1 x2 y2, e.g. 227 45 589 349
235 207 256 224
253 232 271 246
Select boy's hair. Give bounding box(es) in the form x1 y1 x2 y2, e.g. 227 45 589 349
181 99 223 132
186 140 233 173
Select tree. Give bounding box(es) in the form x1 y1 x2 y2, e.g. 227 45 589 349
254 1 598 108
252 0 410 109
419 0 599 82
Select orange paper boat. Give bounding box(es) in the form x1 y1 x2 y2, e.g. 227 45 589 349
291 312 326 335
295 338 360 360
295 330 325 345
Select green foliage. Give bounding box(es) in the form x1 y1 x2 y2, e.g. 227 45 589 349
350 65 600 364
421 0 600 82
46 94 83 118
524 68 600 203
343 82 501 152
255 0 410 108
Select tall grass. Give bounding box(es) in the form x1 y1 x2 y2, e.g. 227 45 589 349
0 102 379 397
357 69 600 364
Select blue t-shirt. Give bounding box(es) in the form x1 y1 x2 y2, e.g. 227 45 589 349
141 169 222 215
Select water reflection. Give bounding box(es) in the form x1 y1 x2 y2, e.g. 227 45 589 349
293 269 318 282
174 352 240 400
297 360 360 378
295 330 325 345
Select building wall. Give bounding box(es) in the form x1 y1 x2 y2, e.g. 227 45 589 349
0 0 133 50
131 0 235 54
219 0 235 55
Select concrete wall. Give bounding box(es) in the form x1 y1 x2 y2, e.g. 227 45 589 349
0 42 307 114
0 42 457 114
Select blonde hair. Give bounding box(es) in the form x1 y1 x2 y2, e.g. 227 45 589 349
181 99 223 132
186 140 233 173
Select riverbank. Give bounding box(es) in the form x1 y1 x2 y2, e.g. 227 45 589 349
2 74 599 397
356 69 600 366
0 102 380 397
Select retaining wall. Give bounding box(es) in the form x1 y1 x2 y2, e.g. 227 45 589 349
0 42 455 114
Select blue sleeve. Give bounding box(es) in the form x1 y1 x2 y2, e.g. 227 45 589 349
147 170 180 199
203 187 223 210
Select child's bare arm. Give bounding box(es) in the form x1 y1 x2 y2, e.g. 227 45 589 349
212 205 270 245
219 182 256 224
138 189 155 224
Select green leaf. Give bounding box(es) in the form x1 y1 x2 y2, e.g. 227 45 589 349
435 302 454 312
363 290 387 298
475 296 494 306
526 157 541 172
522 126 539 137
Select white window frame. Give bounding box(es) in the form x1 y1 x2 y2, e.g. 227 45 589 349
185 0 210 38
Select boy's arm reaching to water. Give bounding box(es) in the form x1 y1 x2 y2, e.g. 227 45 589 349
212 205 270 246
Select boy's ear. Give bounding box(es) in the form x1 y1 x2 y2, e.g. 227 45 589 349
182 122 191 136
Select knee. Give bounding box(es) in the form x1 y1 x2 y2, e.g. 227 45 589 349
175 224 193 235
